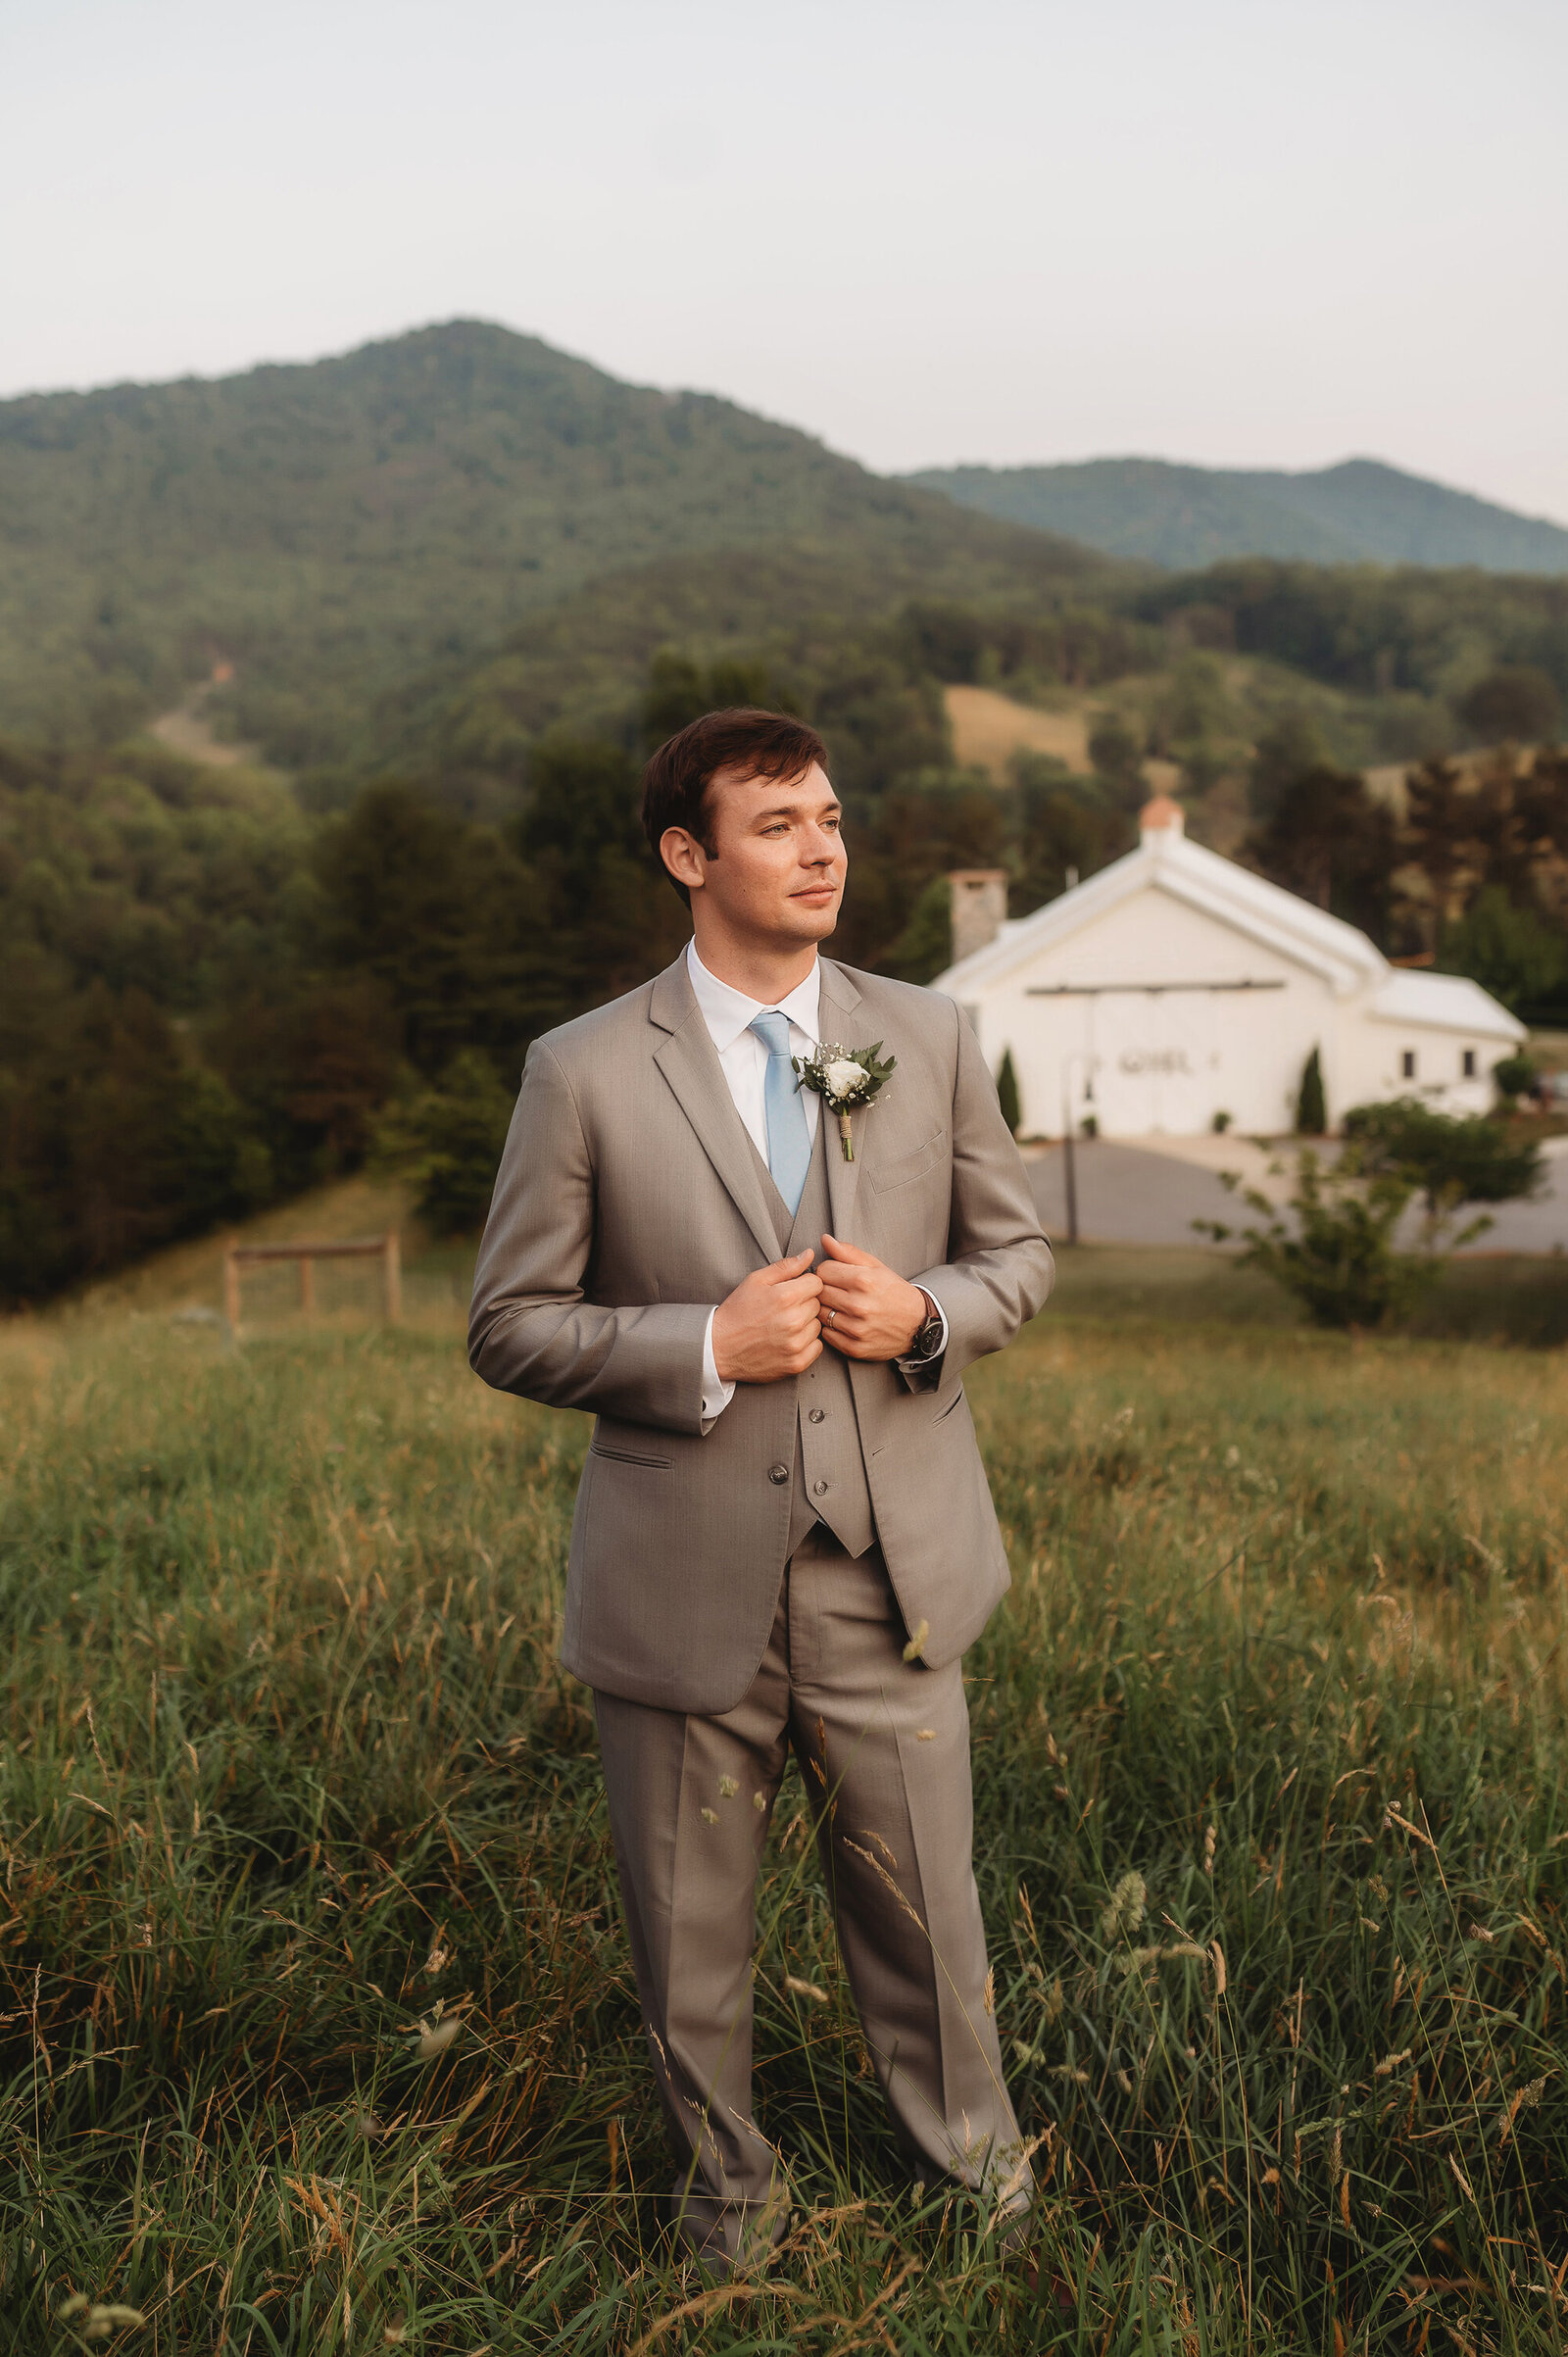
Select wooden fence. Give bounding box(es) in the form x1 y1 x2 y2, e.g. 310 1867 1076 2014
222 1232 402 1328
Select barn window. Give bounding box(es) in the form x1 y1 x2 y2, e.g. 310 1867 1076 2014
1462 1048 1477 1078
1400 1050 1416 1080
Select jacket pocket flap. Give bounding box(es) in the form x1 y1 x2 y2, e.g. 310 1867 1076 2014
590 1439 673 1469
870 1127 947 1193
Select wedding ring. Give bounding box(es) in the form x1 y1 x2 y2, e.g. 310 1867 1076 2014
825 1306 837 1324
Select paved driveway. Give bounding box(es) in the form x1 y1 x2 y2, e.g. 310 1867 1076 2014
1025 1135 1568 1254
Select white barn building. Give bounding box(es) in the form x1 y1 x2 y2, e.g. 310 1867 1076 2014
935 796 1526 1139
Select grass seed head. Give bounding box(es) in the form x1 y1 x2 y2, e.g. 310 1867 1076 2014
1100 1870 1148 1940
416 2018 462 2059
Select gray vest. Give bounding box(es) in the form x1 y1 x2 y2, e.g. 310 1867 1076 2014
749 1112 878 1559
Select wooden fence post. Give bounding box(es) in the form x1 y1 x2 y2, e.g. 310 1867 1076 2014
224 1233 401 1326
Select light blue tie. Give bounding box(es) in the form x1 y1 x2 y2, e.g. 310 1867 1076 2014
748 1012 812 1217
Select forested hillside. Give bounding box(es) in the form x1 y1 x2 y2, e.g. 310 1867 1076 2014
0 320 1117 761
7 600 1566 1305
911 457 1568 574
5 326 1568 1307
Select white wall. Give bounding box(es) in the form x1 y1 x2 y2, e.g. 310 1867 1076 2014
971 881 1336 1138
1333 1006 1501 1120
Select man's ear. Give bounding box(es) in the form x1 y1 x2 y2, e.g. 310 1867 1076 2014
660 826 706 894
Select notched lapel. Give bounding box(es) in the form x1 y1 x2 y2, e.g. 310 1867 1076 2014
817 958 867 1239
652 976 780 1266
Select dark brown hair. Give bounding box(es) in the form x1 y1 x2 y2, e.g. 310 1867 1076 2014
641 708 829 903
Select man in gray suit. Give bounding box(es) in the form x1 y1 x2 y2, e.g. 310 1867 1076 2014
470 709 1053 2271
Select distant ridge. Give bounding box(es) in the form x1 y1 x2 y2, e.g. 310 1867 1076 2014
906 456 1568 576
0 319 1117 757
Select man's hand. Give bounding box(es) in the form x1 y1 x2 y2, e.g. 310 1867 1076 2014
817 1234 928 1361
711 1250 823 1383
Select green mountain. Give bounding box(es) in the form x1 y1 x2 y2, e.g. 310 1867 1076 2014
907 457 1568 576
0 319 1117 762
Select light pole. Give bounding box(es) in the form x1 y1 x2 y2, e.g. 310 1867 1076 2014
1059 1053 1093 1248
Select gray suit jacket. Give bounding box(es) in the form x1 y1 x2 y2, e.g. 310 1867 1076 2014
468 952 1054 1712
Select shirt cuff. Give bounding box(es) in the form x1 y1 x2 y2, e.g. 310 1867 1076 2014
701 1307 737 1427
895 1288 949 1373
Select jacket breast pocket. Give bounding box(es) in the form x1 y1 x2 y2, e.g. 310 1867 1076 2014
870 1126 947 1194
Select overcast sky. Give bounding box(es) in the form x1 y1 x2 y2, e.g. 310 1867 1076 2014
3 0 1565 520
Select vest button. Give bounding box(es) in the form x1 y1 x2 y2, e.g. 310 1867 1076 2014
768 1463 789 1486
808 1407 826 1424
812 1478 829 1497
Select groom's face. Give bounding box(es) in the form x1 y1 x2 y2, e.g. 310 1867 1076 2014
693 760 847 948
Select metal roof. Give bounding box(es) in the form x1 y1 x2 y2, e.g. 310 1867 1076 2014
935 821 1520 1038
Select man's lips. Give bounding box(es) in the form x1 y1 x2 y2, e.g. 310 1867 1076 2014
792 882 838 903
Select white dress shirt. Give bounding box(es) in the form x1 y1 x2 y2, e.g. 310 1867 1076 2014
686 940 944 1426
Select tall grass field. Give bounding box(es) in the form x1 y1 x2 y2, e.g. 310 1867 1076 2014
2 1268 1566 2352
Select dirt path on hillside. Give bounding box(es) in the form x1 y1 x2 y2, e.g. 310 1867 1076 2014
945 685 1091 777
149 671 263 769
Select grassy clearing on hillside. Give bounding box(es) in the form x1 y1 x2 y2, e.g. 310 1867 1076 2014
1 1301 1566 2353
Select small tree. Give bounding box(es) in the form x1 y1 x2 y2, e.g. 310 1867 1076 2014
1199 1097 1543 1328
1087 714 1145 804
1341 1098 1543 1227
1493 1053 1539 1104
372 1050 516 1234
1456 664 1561 746
1438 886 1567 1011
996 1047 1021 1138
882 876 953 985
1196 1154 1453 1330
1296 1046 1326 1136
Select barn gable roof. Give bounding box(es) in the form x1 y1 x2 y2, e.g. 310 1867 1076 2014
936 810 1388 1000
1368 968 1524 1042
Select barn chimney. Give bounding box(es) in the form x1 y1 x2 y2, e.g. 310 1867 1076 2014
949 869 1008 963
1139 793 1186 843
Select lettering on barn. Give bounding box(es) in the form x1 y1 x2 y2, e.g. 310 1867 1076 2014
937 796 1525 1140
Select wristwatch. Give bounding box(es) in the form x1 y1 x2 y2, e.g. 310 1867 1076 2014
904 1288 945 1362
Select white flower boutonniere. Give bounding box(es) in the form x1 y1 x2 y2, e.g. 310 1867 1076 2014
793 1040 896 1161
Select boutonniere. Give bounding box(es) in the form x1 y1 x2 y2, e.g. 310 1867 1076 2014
793 1041 896 1161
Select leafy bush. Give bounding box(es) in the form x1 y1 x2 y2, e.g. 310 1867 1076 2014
1199 1100 1543 1329
1438 885 1567 1010
1493 1052 1539 1101
1341 1096 1543 1218
1456 663 1561 745
372 1050 516 1235
879 874 953 984
1196 1152 1444 1329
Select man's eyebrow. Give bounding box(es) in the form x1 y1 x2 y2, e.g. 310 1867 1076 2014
754 798 842 820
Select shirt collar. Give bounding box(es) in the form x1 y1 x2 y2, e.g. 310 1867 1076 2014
686 938 821 1054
